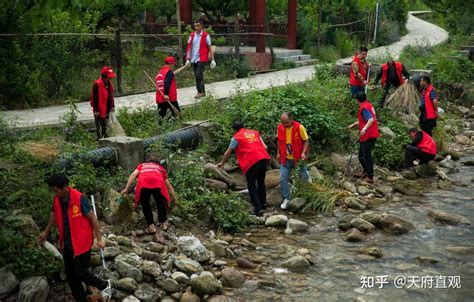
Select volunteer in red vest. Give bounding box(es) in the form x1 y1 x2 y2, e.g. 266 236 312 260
348 92 380 183
374 60 410 107
38 174 112 302
217 121 271 216
185 20 216 99
277 112 311 210
121 154 178 243
349 46 370 97
419 75 438 136
404 127 437 168
90 66 115 140
155 56 180 118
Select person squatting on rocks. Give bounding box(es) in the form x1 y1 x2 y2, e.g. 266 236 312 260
419 75 438 136
374 60 410 107
349 46 370 97
38 174 112 302
185 19 216 99
404 127 437 169
121 154 179 243
278 112 311 210
90 66 115 140
348 92 380 183
155 56 181 119
217 121 271 217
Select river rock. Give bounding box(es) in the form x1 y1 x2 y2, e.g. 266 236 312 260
208 295 235 302
142 250 162 263
0 268 18 299
159 278 180 293
427 210 471 225
116 253 141 267
343 181 357 193
439 156 458 171
358 246 383 258
134 283 160 302
177 236 210 262
338 214 358 231
281 256 310 270
17 276 48 302
236 257 258 269
5 214 39 235
393 181 422 196
265 215 288 227
375 185 393 196
360 211 383 225
346 228 365 242
350 218 376 233
310 166 324 181
445 246 474 255
103 246 121 259
190 271 222 297
148 242 165 253
265 169 280 189
43 241 62 259
117 236 132 247
415 256 440 265
331 153 361 172
221 268 245 288
455 135 471 145
415 164 437 178
378 214 414 235
141 260 162 278
204 178 228 192
123 296 141 302
287 197 306 213
442 150 462 160
357 186 371 195
174 258 203 274
115 260 143 282
116 278 138 293
101 189 123 224
205 241 227 258
287 219 309 233
344 196 367 211
172 272 190 284
379 126 396 140
204 163 237 187
401 169 418 180
180 289 201 302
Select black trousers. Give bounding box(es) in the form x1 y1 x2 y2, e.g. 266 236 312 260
63 248 107 302
380 82 400 107
358 138 376 178
140 188 168 225
245 159 269 214
94 116 108 140
157 101 181 118
419 107 437 136
404 145 435 168
192 62 206 93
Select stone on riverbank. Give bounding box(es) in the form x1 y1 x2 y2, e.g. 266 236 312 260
350 218 376 233
287 197 306 213
346 228 365 242
190 271 222 297
428 210 471 225
265 215 288 227
378 214 414 235
177 236 210 262
281 256 310 270
0 268 18 299
288 219 309 233
221 268 245 288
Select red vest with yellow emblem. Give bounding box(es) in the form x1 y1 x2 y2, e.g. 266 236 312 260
233 128 270 174
350 55 369 86
278 121 304 165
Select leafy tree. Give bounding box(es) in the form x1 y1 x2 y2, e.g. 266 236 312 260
422 0 474 34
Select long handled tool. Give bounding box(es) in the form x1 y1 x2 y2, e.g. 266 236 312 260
91 195 107 270
345 135 359 178
365 65 371 94
143 70 181 117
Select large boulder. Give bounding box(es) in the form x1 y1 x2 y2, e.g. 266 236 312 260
287 198 306 213
264 215 288 227
204 178 228 192
0 268 18 299
17 276 49 302
177 236 210 262
115 260 143 282
378 214 414 235
331 153 362 173
281 256 310 270
174 258 203 274
220 268 245 288
415 164 437 178
428 210 471 225
5 214 39 235
101 189 122 224
265 169 280 189
204 163 237 187
190 271 222 297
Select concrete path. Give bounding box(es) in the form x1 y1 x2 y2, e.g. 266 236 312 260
2 11 448 129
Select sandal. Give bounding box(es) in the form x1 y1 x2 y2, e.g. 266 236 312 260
144 227 156 235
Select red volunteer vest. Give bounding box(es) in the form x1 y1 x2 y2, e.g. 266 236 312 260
381 62 404 87
278 121 304 165
155 66 177 103
422 84 437 120
134 163 171 208
350 55 369 86
233 128 270 174
90 78 114 119
185 31 210 62
358 101 380 142
53 188 93 257
417 131 437 155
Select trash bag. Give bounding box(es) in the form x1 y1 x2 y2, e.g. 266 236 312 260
107 112 126 137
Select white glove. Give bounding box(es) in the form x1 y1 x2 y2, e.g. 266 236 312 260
210 59 216 69
185 60 190 65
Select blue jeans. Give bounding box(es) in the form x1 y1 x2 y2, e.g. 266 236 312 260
350 85 365 97
279 159 310 200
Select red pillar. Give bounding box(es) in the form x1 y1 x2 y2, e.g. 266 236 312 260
248 0 256 31
287 0 297 49
255 0 266 53
179 0 193 25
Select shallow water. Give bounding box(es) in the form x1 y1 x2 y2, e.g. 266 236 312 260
233 156 474 302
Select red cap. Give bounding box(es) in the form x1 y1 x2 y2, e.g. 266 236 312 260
101 66 116 78
165 56 176 65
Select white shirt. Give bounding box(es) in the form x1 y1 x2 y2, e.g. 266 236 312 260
188 31 212 63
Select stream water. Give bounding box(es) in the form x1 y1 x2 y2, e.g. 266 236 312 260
232 156 473 302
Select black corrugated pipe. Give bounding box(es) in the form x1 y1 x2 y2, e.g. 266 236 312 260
57 147 117 170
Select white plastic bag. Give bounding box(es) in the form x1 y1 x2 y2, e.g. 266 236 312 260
107 112 126 137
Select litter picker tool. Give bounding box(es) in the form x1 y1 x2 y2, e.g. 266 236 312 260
91 195 107 270
365 65 371 94
143 70 181 117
